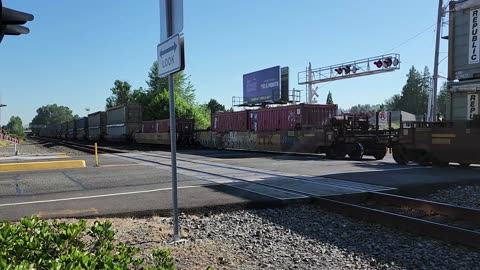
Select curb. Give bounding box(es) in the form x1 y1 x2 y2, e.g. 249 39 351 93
0 160 86 172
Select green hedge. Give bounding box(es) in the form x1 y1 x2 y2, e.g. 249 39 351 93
0 216 176 269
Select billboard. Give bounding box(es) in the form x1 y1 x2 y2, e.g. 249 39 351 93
243 66 281 104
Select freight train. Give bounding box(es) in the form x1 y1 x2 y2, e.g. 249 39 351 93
39 103 196 145
37 101 480 165
38 103 398 161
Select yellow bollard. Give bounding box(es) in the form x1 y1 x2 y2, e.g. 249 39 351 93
94 142 99 167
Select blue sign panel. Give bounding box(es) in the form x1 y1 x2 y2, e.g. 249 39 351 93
243 66 281 104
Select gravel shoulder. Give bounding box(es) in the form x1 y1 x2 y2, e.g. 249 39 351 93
422 184 480 209
58 204 480 270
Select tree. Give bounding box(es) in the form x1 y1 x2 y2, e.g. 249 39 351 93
192 104 211 130
348 104 383 114
105 80 133 109
437 82 449 117
6 116 24 136
206 99 226 113
146 62 195 104
133 62 198 120
30 104 75 126
385 66 429 115
385 94 402 111
326 91 334 104
105 62 201 122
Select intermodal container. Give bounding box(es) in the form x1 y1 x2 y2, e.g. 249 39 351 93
66 120 76 139
250 104 337 131
75 117 88 140
106 103 142 125
76 117 88 129
157 118 195 134
59 122 68 138
142 120 157 133
142 119 195 134
211 111 249 132
106 122 143 141
88 111 107 140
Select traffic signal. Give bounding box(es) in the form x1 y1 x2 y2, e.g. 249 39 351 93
0 0 34 43
334 67 343 75
374 60 383 68
343 65 351 74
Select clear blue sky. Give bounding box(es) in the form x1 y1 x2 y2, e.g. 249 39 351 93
0 0 446 126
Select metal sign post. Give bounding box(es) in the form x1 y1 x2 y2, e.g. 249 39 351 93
159 0 184 242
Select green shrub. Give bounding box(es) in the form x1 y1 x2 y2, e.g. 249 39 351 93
0 216 175 270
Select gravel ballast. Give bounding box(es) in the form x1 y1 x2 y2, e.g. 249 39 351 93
62 204 480 270
423 184 480 209
0 139 86 157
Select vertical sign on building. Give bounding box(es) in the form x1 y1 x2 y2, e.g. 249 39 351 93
469 9 480 64
468 94 479 120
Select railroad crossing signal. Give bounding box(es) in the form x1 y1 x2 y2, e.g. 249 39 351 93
0 0 34 43
299 53 401 85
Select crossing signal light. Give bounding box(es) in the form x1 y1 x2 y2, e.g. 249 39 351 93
383 57 393 67
343 65 351 74
351 66 358 73
334 67 343 75
0 0 34 43
374 60 383 68
392 57 400 66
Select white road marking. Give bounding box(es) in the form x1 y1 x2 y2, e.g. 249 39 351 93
0 185 209 207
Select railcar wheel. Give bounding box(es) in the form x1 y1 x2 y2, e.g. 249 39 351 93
348 143 364 161
392 146 408 165
373 148 387 160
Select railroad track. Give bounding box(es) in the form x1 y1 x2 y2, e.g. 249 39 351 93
320 192 480 249
31 137 171 154
33 137 480 249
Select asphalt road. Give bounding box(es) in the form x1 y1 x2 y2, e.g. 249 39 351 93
0 150 478 221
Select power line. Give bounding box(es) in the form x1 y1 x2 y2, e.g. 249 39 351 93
384 23 436 54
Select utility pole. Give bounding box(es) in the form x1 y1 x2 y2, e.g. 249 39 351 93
430 0 443 121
